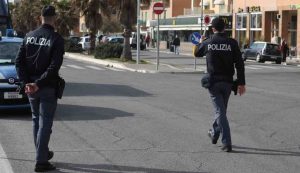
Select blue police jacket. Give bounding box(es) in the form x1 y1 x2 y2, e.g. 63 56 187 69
194 33 245 85
15 24 64 88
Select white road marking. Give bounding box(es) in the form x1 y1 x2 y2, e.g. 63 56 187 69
245 66 261 70
66 65 85 69
60 65 67 69
250 65 277 69
85 66 105 70
0 143 14 173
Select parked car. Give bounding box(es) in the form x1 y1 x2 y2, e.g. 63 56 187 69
78 36 90 50
0 35 30 110
242 41 282 64
107 36 124 44
66 36 82 52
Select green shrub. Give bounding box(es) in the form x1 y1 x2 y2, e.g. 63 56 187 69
64 39 83 53
94 43 123 59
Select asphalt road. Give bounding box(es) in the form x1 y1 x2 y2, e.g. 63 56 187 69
1 53 300 173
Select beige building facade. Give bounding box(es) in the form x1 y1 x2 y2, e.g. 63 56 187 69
233 0 299 57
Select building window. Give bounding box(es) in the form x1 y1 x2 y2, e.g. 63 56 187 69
236 13 247 29
250 13 262 29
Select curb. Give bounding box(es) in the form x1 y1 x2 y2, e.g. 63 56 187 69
64 53 205 74
65 53 157 73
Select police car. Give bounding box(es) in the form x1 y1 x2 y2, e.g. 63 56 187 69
0 31 30 109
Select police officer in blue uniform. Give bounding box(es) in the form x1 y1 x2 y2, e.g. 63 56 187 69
194 17 246 152
15 5 64 171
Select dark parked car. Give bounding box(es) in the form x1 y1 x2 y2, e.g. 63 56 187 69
242 41 282 64
0 35 30 110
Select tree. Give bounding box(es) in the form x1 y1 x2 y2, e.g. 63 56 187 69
75 0 110 54
110 0 150 61
11 0 79 37
11 0 42 34
55 0 79 37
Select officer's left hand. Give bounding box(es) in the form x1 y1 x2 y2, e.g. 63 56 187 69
25 83 39 94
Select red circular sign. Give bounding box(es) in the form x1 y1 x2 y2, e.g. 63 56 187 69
204 15 211 25
153 2 164 15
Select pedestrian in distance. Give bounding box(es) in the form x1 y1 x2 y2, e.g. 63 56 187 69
15 5 64 172
280 39 289 64
194 17 246 152
145 34 150 48
172 35 180 55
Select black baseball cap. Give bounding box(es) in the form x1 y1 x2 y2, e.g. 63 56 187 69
211 17 225 32
41 5 56 17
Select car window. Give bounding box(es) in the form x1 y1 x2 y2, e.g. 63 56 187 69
255 43 265 49
250 43 257 49
0 42 21 64
266 44 279 50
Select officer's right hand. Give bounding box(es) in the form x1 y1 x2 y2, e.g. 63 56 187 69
25 83 39 94
238 85 246 96
199 36 206 43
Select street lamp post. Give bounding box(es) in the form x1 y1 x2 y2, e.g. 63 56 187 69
136 0 141 64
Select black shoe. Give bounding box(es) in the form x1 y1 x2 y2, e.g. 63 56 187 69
35 162 56 172
221 145 232 152
207 129 218 144
48 151 54 161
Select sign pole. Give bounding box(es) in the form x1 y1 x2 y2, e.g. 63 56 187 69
156 14 160 71
136 0 140 64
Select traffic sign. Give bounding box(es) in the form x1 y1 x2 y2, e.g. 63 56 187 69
191 32 201 45
204 15 211 25
153 2 164 15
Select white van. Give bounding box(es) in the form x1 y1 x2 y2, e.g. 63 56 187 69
78 36 90 50
130 32 146 50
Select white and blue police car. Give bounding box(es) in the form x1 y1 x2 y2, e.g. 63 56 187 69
0 30 30 110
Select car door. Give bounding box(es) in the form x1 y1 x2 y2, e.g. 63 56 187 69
247 43 257 59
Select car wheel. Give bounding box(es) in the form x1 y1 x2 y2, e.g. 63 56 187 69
256 54 263 63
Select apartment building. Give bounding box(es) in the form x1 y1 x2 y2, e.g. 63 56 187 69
233 0 299 56
141 0 233 50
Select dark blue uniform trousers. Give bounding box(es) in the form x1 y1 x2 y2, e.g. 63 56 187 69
208 82 232 146
28 87 57 163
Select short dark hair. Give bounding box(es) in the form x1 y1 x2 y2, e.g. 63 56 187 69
211 17 225 32
41 5 56 17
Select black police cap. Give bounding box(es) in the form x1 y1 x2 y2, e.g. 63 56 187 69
211 17 225 31
41 5 56 17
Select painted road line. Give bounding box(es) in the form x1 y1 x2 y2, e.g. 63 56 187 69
85 65 105 70
250 65 277 69
0 143 14 173
66 65 85 69
60 65 67 69
245 66 261 70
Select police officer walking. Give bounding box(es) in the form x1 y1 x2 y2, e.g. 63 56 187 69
194 18 246 152
15 5 64 172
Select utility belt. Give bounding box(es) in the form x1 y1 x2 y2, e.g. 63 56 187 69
211 75 233 83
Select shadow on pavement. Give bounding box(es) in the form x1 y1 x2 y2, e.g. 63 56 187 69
64 83 152 97
0 109 31 120
232 145 300 156
55 104 134 121
54 162 208 173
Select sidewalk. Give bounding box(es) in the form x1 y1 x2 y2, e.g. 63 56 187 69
65 52 206 74
65 48 300 74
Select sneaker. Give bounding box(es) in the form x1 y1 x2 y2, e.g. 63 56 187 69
48 151 54 161
221 145 232 152
34 162 56 172
207 129 218 144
